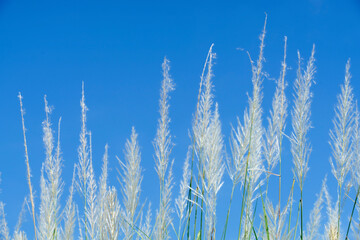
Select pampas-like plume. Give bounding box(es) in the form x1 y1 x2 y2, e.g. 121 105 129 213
13 231 27 240
85 132 98 240
155 161 174 240
202 104 224 240
352 105 360 187
76 82 90 220
232 17 266 189
143 203 152 238
193 44 215 156
264 37 287 175
329 59 354 239
104 187 121 240
38 166 53 240
330 59 354 190
324 181 340 240
119 127 142 240
77 82 90 198
291 46 315 190
38 96 63 240
175 148 191 232
306 178 326 240
76 83 98 240
62 167 76 240
18 93 37 240
230 17 266 239
0 202 10 240
264 198 291 240
192 43 223 240
98 145 109 239
12 202 28 240
290 45 315 240
154 57 174 240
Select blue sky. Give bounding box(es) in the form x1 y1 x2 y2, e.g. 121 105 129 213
0 0 360 238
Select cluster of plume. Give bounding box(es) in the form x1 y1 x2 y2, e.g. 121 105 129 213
2 17 360 240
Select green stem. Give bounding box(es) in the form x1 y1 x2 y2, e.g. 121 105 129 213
185 138 196 240
221 184 236 240
300 189 303 240
237 118 254 240
237 157 250 240
249 201 258 240
293 200 301 240
260 187 270 240
193 193 199 240
200 186 204 240
345 186 360 239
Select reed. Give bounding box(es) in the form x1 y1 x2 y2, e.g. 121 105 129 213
1 18 360 240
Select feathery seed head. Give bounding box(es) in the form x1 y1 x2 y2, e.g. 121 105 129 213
291 46 316 190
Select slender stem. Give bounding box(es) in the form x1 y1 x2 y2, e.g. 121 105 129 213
221 184 236 240
237 155 250 240
199 182 204 240
345 186 360 239
300 189 303 240
293 200 301 240
185 137 196 240
249 200 258 240
260 187 270 240
237 105 255 240
193 190 199 240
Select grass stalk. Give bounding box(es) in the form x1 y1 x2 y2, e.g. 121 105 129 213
221 183 235 240
260 188 270 240
345 186 360 239
237 153 250 240
300 189 303 240
192 192 198 240
338 185 341 239
293 199 301 240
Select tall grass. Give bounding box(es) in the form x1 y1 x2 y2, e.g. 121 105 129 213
1 18 360 240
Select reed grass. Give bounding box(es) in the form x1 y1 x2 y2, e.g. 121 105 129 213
1 17 360 240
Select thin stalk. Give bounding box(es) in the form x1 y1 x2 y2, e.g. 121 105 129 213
252 227 258 240
185 141 196 240
185 44 210 239
250 202 258 240
248 199 258 240
293 200 301 240
345 186 360 239
260 188 270 240
193 189 199 240
237 154 250 240
237 102 255 240
181 189 196 240
199 174 204 240
221 183 236 240
300 189 303 240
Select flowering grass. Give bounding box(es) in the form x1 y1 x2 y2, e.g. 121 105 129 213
1 17 360 240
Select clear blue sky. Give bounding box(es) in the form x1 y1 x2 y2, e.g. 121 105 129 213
0 0 360 238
